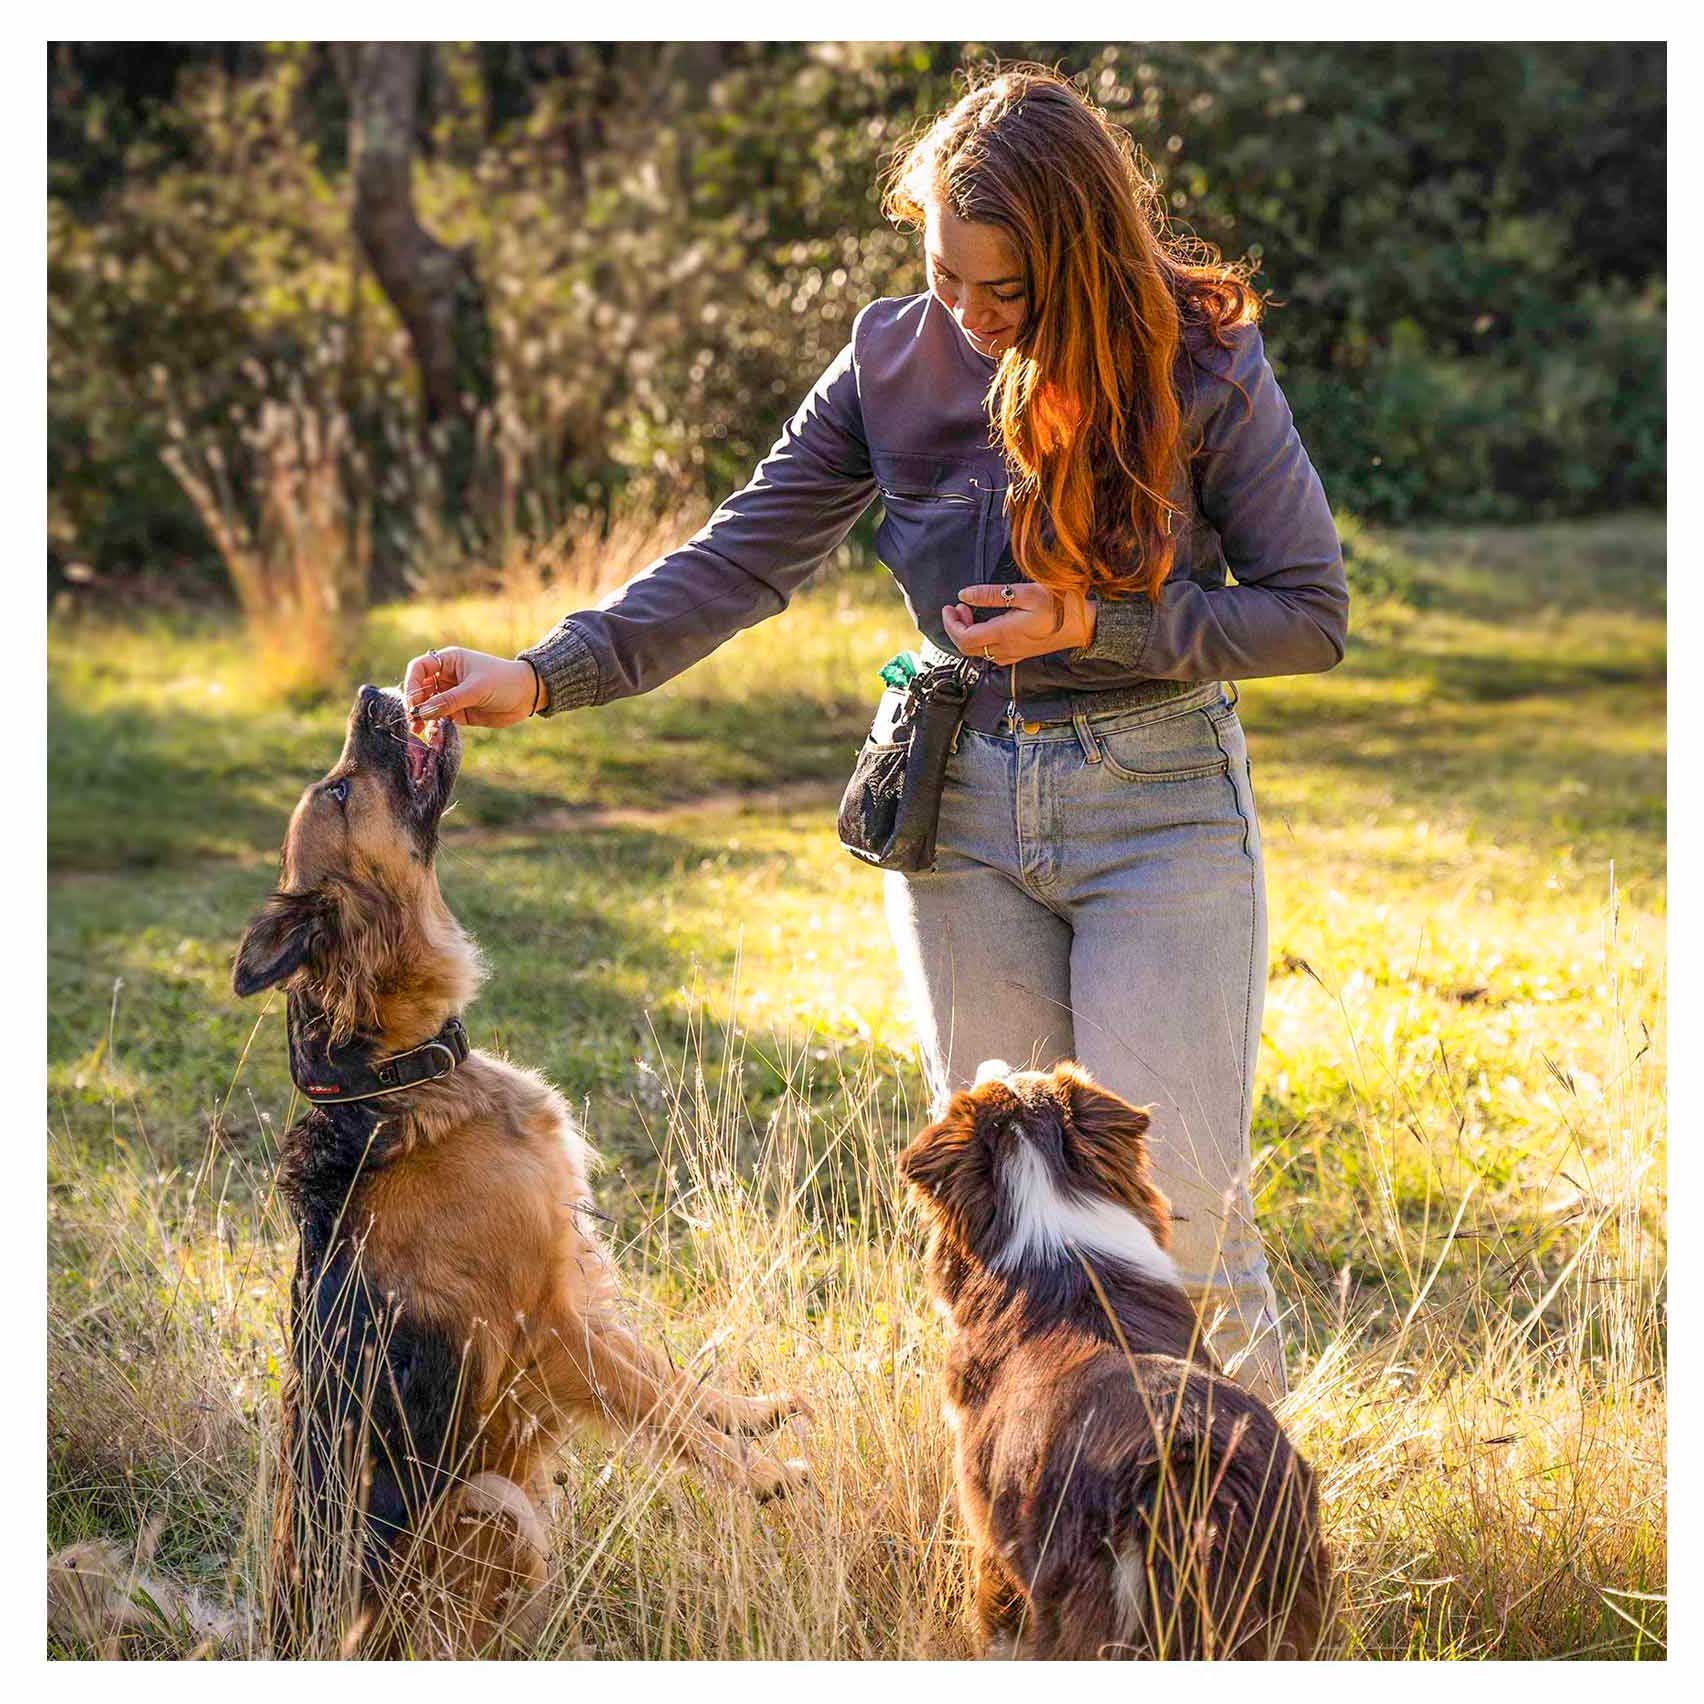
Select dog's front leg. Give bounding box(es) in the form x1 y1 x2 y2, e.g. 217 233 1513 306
688 1377 812 1436
972 1549 1029 1658
545 1321 808 1499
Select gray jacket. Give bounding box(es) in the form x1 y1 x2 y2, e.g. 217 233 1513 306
521 292 1347 729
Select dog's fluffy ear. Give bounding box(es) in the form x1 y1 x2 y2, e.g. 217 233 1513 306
896 1130 935 1195
1055 1063 1171 1240
1058 1063 1150 1140
897 1120 954 1199
898 1096 977 1202
233 891 323 996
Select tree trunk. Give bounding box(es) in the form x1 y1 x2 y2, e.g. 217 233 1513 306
343 43 492 434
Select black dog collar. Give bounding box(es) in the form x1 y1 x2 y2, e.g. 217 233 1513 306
287 1003 471 1105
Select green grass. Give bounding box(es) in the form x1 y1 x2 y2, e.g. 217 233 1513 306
48 514 1666 1658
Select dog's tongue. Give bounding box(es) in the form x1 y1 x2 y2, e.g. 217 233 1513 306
403 717 446 792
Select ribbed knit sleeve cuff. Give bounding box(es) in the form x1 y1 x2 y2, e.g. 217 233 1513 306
518 620 601 717
1075 596 1155 670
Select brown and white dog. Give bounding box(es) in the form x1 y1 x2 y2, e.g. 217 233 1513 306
899 1061 1330 1660
234 687 806 1655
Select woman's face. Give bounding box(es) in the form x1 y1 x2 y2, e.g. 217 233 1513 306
925 201 1028 358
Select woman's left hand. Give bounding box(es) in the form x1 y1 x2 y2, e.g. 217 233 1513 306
941 584 1097 666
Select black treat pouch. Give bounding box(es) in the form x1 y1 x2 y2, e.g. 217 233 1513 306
836 656 983 873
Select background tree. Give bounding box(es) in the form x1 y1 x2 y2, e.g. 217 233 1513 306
337 43 493 493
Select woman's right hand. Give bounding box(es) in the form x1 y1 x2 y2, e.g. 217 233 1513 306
404 647 542 730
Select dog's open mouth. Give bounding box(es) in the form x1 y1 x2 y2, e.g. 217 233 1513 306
404 717 447 799
355 684 460 821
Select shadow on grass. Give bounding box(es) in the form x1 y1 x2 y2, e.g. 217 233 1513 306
47 680 873 871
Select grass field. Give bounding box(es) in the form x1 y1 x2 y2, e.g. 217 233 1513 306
47 513 1666 1658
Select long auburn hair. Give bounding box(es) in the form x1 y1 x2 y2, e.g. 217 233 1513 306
883 66 1259 603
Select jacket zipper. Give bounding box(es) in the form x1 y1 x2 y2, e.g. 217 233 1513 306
882 486 976 505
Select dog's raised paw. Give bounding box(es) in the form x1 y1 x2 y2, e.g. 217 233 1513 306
747 1450 810 1503
739 1389 813 1434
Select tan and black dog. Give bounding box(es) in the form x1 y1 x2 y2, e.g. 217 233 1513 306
900 1061 1330 1660
235 686 805 1655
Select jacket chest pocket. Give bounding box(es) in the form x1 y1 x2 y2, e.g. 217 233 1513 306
873 451 995 590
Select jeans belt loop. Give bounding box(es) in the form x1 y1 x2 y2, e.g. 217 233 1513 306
1223 678 1241 709
1071 704 1103 764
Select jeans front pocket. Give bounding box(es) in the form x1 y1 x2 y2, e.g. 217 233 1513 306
1094 708 1232 784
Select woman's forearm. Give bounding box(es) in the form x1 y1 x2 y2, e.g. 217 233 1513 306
1078 559 1348 681
520 517 855 713
520 334 876 716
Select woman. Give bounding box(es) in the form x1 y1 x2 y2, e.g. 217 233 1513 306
404 68 1346 1402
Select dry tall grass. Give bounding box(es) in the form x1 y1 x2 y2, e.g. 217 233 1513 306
161 351 707 711
162 375 373 703
401 476 706 606
47 887 1664 1659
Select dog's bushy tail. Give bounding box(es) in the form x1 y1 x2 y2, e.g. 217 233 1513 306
1027 1432 1329 1660
1024 1473 1208 1659
1131 1442 1329 1660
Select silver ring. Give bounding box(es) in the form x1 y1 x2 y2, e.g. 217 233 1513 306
1000 585 1017 605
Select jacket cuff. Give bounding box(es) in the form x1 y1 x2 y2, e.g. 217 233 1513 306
518 620 601 716
1075 596 1155 671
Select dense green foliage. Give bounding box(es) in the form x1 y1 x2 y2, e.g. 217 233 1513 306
48 42 1664 594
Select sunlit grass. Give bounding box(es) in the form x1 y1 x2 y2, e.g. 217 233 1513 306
48 513 1665 1657
49 937 1664 1657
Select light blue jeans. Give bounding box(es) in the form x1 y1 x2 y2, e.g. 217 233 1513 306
884 681 1287 1401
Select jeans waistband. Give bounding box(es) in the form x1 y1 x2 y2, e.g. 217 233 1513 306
987 679 1228 739
918 639 1230 735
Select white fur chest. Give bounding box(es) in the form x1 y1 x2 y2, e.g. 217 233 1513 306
996 1145 1178 1286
